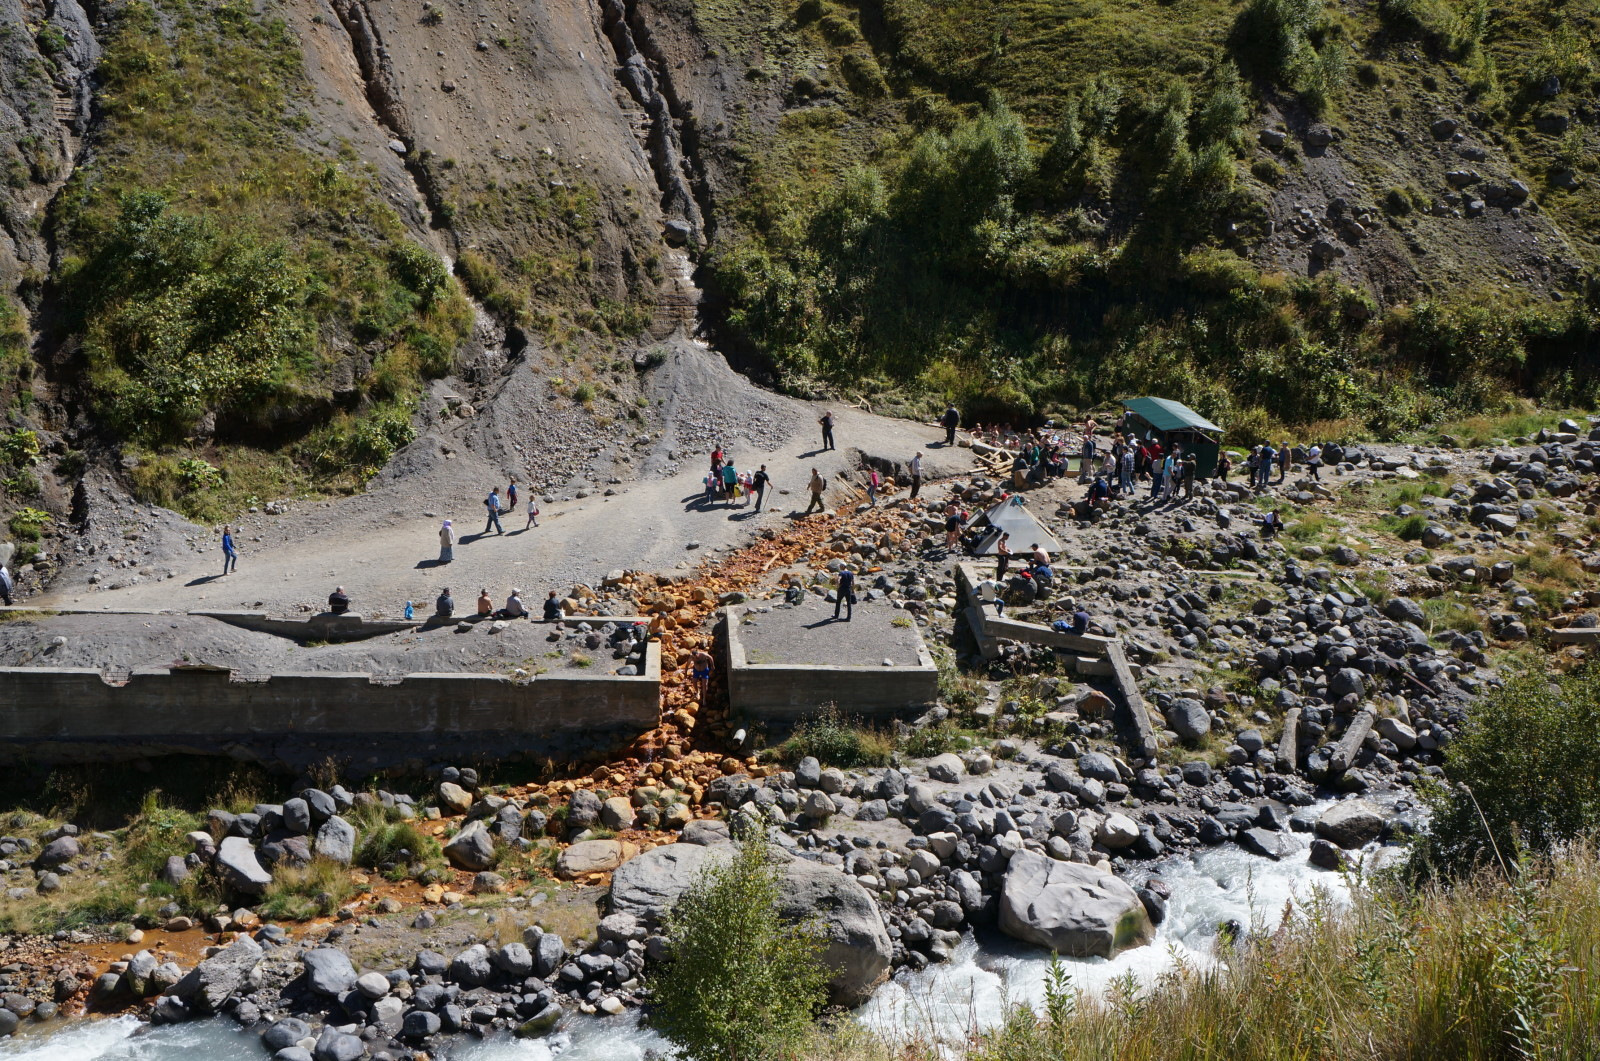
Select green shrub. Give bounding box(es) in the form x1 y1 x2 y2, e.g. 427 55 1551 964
1383 513 1428 540
771 707 895 767
259 857 361 921
650 828 828 1061
7 507 50 540
901 722 963 759
0 429 40 468
355 819 445 881
1411 663 1600 881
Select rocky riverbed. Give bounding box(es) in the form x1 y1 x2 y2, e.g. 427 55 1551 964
2 415 1598 1057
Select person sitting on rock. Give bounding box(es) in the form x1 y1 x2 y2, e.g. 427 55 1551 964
477 587 494 618
328 586 350 614
1070 603 1090 636
543 590 564 622
436 587 455 617
1260 510 1283 539
495 588 527 620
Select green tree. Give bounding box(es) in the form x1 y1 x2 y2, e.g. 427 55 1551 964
649 828 828 1061
1411 662 1600 880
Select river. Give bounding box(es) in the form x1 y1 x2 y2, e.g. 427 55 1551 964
0 815 1390 1060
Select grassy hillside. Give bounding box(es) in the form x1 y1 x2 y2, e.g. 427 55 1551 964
685 0 1600 430
50 0 472 519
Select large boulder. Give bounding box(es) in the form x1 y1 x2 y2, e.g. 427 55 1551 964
436 781 473 815
556 839 637 879
610 844 729 924
1314 800 1386 849
314 815 356 864
1383 597 1426 627
163 935 263 1015
216 837 272 895
925 754 965 783
609 842 890 1006
443 821 496 871
998 851 1153 958
599 796 636 831
302 949 357 997
1164 698 1211 741
780 858 892 1007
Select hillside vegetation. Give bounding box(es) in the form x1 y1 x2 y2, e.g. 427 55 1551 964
670 0 1600 430
47 0 474 517
0 0 1597 531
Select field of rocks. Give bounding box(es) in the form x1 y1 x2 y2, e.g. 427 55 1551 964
0 412 1598 1057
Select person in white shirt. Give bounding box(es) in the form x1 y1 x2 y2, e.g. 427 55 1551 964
909 452 924 499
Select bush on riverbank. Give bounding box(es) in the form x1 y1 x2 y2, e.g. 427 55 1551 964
1409 661 1600 881
651 829 829 1061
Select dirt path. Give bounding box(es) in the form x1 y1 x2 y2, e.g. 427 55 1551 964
39 382 969 617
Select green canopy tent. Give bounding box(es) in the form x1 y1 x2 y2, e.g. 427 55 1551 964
1122 397 1224 476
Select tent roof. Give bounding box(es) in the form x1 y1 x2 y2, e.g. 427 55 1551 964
1124 397 1223 435
968 497 1061 556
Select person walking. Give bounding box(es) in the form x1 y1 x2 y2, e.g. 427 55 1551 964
221 525 238 574
866 467 880 506
753 465 772 511
525 497 540 529
1306 443 1323 480
940 405 960 446
691 648 714 703
944 503 963 550
1277 442 1292 484
484 487 505 535
834 567 856 621
819 411 835 451
803 468 827 515
1118 443 1134 497
507 478 519 513
721 459 739 505
909 451 923 500
995 532 1012 579
1216 450 1233 481
438 519 456 563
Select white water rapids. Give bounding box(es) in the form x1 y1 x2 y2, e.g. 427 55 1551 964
0 806 1399 1060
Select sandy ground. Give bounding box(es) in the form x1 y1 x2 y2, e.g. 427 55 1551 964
37 343 972 618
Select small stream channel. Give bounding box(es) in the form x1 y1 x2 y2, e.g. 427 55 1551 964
0 800 1398 1061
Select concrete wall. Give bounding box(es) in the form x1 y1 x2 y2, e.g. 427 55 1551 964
723 608 939 721
0 632 661 764
193 610 419 642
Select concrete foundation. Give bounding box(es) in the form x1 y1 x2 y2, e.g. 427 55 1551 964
723 604 939 721
0 614 660 766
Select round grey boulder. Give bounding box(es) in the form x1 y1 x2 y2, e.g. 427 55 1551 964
998 850 1153 958
302 948 357 996
354 971 391 999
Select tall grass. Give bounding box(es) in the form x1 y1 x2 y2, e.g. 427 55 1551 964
958 846 1600 1061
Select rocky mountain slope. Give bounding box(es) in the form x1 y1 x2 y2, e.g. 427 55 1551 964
1 0 1600 588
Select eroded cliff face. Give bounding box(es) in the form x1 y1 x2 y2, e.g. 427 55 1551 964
0 0 97 302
